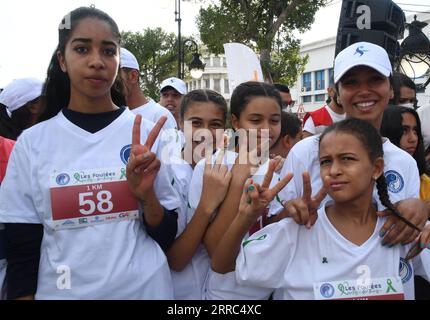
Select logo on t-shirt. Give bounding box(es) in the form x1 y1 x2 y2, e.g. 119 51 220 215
320 283 335 298
120 144 132 165
399 258 413 284
56 173 70 186
384 170 404 193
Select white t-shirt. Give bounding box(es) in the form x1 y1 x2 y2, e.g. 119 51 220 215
0 109 182 299
271 135 420 216
130 99 177 130
187 150 284 300
236 204 430 300
168 156 201 300
303 106 346 135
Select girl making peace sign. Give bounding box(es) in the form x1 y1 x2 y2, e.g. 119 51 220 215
0 6 181 299
212 118 430 300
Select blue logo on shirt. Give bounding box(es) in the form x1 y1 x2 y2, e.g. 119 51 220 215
56 173 70 186
354 46 368 57
399 258 412 284
320 283 335 298
120 144 132 165
384 170 404 193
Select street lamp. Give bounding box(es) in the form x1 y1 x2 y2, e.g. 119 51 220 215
182 39 205 79
175 0 205 79
397 15 430 90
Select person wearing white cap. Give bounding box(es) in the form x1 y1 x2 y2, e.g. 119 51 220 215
159 77 187 128
119 47 177 129
270 41 428 250
0 78 45 140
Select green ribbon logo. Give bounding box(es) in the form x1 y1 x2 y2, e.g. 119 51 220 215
242 234 267 247
120 168 127 180
386 278 397 293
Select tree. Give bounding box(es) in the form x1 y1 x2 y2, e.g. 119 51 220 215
197 0 329 86
121 28 178 100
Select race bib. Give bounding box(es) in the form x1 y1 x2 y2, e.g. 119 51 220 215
50 168 139 230
314 277 404 300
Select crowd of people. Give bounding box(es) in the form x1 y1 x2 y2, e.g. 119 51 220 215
0 6 429 300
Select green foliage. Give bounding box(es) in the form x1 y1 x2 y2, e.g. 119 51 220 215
121 28 178 100
197 0 328 84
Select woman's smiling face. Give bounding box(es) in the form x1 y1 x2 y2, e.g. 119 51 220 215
337 66 393 129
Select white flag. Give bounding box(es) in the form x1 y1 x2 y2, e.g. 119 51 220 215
223 43 264 94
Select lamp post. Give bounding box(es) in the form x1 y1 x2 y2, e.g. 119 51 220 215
398 15 430 91
175 0 182 79
181 39 205 79
175 0 205 80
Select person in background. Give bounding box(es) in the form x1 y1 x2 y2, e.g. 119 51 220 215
0 78 45 300
0 136 15 299
274 84 294 112
119 48 177 129
0 78 46 140
417 104 430 167
390 72 418 109
167 89 231 299
381 105 430 300
159 77 187 129
302 85 345 138
269 112 302 174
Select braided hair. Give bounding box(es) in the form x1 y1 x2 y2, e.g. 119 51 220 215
320 118 421 231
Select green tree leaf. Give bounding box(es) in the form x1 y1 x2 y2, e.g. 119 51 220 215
197 0 329 84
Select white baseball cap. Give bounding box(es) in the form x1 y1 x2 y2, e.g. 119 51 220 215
417 104 430 150
334 42 392 84
0 77 44 118
120 47 139 71
160 77 187 95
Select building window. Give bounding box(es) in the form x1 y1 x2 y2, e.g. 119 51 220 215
224 79 229 94
205 58 211 67
315 70 325 90
328 68 334 87
302 72 311 92
223 58 227 67
302 95 312 103
204 79 210 88
214 79 221 93
213 57 221 67
315 94 326 102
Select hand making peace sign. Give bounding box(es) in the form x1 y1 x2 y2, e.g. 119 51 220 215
238 159 293 223
126 115 167 200
281 172 329 229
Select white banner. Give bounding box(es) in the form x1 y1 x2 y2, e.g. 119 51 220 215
223 43 264 94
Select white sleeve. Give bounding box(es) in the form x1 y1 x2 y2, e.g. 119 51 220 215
152 130 182 212
187 158 205 212
267 146 306 217
303 116 316 135
163 111 178 130
0 138 41 224
235 219 299 289
412 250 430 283
406 159 420 198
